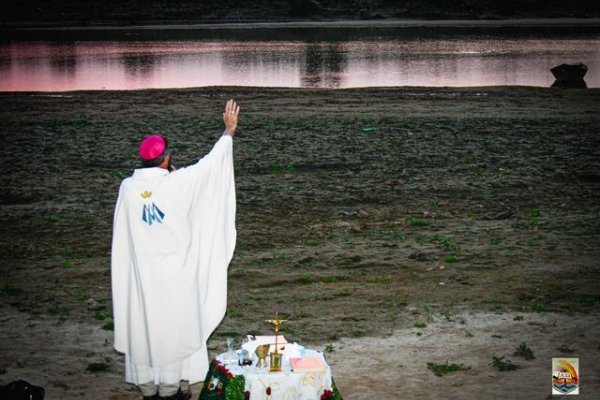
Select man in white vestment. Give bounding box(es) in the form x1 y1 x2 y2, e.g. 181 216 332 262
111 100 239 400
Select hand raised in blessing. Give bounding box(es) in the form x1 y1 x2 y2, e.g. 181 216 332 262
223 99 240 137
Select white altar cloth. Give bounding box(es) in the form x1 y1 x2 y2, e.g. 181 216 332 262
216 348 333 400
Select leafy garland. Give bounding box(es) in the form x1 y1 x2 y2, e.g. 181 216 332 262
199 359 247 400
322 378 344 400
199 359 344 400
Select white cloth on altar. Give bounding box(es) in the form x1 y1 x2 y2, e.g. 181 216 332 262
217 349 332 400
242 336 290 356
111 135 236 384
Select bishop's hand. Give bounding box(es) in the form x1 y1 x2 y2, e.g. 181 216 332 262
223 99 240 137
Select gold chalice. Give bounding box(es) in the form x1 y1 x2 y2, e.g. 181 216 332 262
255 344 270 368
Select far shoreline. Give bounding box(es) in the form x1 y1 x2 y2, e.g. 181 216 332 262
2 85 600 96
7 17 600 32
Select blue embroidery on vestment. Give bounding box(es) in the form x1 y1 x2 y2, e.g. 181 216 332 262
142 202 165 226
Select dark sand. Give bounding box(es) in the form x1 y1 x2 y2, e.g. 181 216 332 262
0 87 599 398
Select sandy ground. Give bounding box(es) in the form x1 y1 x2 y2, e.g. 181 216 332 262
328 310 600 399
0 86 599 398
2 308 599 399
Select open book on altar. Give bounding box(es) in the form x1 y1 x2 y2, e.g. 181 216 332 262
253 335 288 354
289 357 326 373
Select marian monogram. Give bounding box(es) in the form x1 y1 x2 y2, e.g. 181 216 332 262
140 191 165 226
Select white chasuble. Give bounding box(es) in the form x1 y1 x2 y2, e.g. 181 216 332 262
111 135 236 383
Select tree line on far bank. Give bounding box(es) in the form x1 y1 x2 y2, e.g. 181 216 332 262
2 0 598 26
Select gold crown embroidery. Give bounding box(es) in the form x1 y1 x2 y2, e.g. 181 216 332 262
141 191 152 199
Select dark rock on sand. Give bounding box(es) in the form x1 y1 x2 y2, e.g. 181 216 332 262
551 63 588 88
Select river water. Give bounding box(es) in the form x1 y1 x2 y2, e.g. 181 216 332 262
1 24 599 91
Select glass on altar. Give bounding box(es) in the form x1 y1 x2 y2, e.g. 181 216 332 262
222 336 238 365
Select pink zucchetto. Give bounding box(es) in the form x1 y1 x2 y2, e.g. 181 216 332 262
139 135 167 161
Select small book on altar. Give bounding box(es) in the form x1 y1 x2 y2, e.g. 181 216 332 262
289 357 326 372
254 335 287 353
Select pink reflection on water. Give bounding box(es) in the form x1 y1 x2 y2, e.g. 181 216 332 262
0 38 599 91
0 41 304 91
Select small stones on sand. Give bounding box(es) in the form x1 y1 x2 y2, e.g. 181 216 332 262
86 298 104 311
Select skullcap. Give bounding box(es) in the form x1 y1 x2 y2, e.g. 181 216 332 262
139 134 167 160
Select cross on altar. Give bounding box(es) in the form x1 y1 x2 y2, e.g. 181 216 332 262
265 312 287 354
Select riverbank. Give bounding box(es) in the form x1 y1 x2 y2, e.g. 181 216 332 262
0 86 599 398
4 17 599 45
8 17 600 31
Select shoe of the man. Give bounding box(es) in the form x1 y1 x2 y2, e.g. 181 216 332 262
143 395 159 400
160 388 191 400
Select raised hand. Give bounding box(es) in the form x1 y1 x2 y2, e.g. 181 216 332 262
223 99 240 137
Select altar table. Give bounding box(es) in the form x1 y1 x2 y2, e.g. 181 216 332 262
198 349 343 400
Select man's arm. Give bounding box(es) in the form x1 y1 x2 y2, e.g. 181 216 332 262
223 99 240 137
